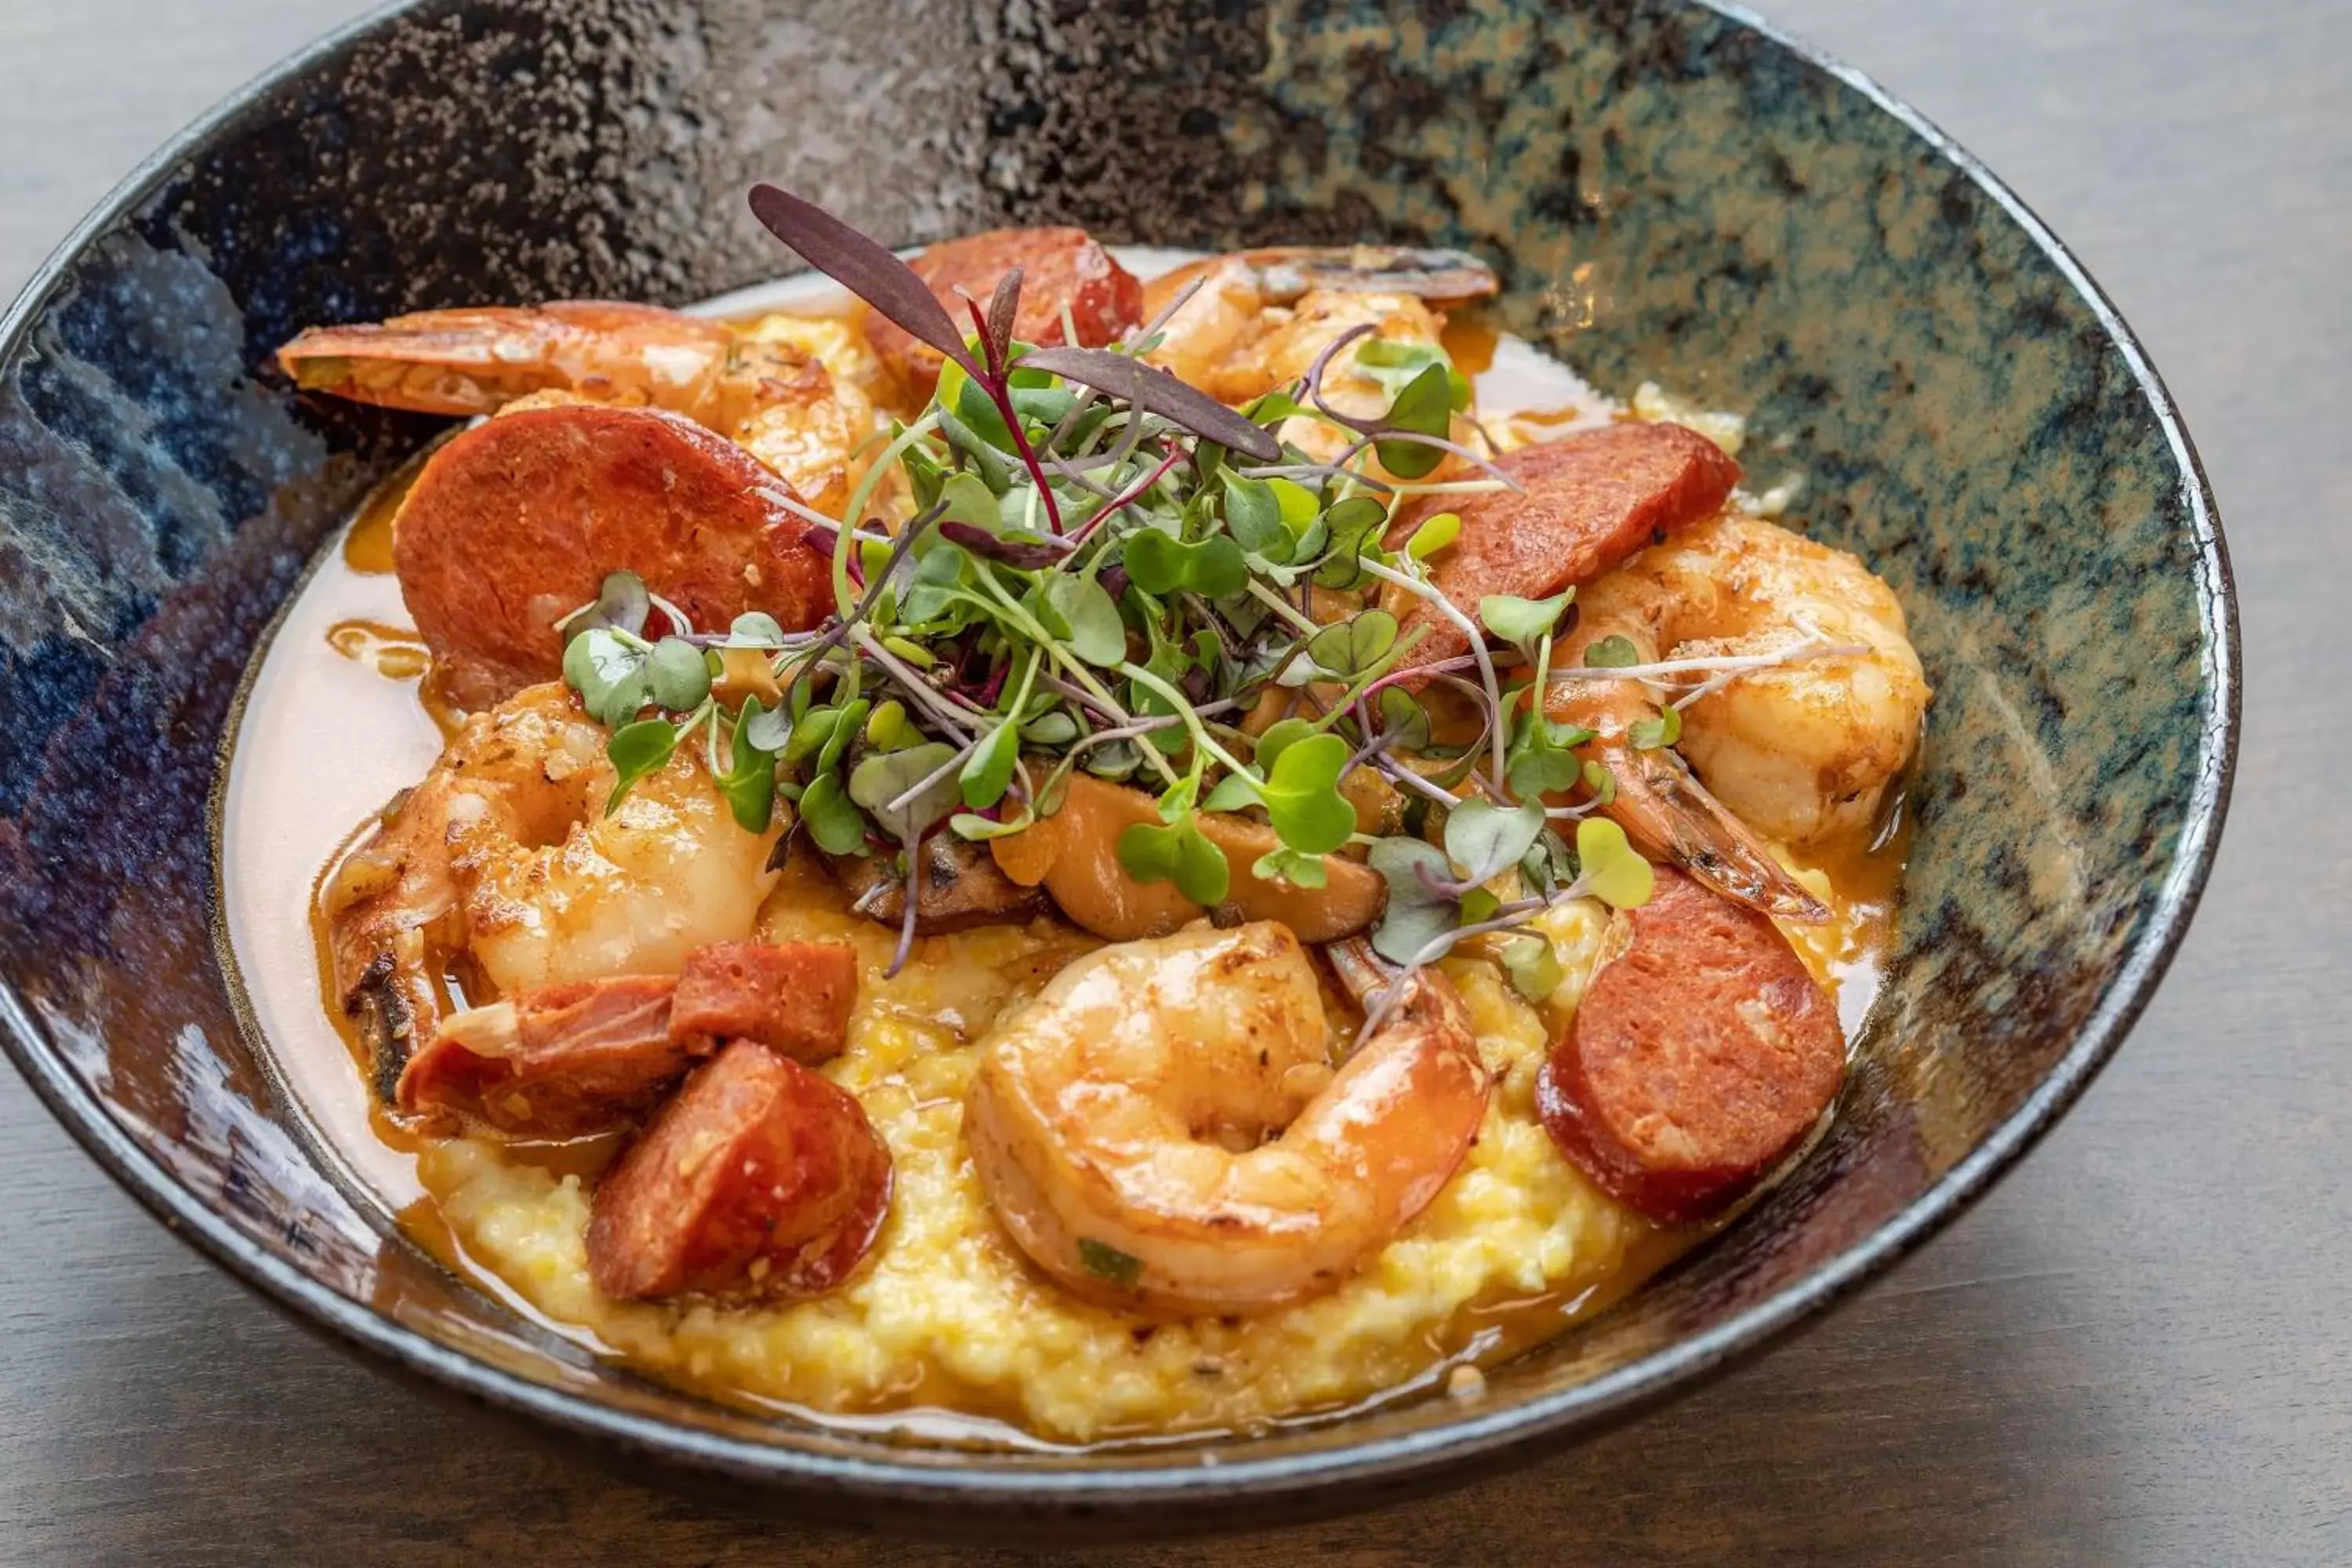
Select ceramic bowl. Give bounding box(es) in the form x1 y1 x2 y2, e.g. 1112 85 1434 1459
0 0 2234 1532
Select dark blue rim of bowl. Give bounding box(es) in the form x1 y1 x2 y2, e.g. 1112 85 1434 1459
0 0 2238 1512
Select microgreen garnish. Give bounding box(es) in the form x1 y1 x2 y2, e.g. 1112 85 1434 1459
747 184 980 379
1077 1238 1145 1288
545 191 1879 1003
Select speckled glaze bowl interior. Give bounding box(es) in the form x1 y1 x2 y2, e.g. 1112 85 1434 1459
0 0 2233 1531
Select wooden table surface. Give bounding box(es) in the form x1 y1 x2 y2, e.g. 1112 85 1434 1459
0 1 2338 1561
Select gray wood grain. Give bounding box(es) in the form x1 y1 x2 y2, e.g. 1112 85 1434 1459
1 0 2341 1561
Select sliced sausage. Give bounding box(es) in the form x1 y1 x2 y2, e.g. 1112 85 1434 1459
397 975 698 1138
394 404 830 710
672 940 859 1062
586 1040 893 1302
1536 866 1845 1222
1387 423 1742 673
864 227 1145 396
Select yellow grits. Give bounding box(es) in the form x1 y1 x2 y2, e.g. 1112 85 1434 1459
416 855 1864 1444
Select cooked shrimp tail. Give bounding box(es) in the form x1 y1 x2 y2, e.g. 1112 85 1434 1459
278 302 881 516
1601 741 1830 923
1321 934 1393 1014
278 301 735 417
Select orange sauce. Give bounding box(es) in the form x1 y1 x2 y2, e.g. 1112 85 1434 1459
1439 310 1499 377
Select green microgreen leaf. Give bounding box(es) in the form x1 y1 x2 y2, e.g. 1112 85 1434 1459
1250 717 1319 775
1200 772 1260 813
560 570 651 644
1353 336 1448 391
1500 934 1564 1003
849 741 962 844
1369 837 1460 966
1259 732 1356 855
1313 495 1392 589
866 699 918 751
880 634 937 669
1444 798 1547 884
716 697 779 833
1252 845 1329 888
1221 472 1290 561
1123 529 1250 599
1156 769 1201 824
1629 703 1682 750
1082 739 1143 782
1021 710 1080 746
1520 826 1575 894
798 772 867 854
785 704 845 764
1479 590 1573 652
727 612 787 647
949 804 1036 842
1374 363 1454 480
1406 510 1461 561
1506 699 1594 798
904 543 974 624
1574 817 1655 909
901 437 946 511
938 406 1013 492
1040 574 1127 666
1244 390 1312 425
646 636 712 712
742 695 793 752
1582 758 1619 806
935 470 1002 534
1378 687 1433 750
960 720 1021 810
1269 477 1320 530
1077 1238 1143 1289
1584 634 1641 669
604 719 677 815
1116 815 1231 906
564 627 652 728
1289 609 1398 685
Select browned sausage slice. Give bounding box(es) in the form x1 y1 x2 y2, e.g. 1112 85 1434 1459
671 940 860 1062
1387 423 1742 673
1536 867 1844 1221
397 975 698 1137
864 227 1145 396
586 1040 892 1302
394 404 831 710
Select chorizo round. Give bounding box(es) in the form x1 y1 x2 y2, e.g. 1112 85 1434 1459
1388 423 1742 673
394 404 830 710
397 975 696 1138
586 1040 892 1302
863 227 1144 395
1536 866 1845 1221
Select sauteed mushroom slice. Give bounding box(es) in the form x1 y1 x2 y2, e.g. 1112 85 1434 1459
822 835 1050 935
989 774 1387 942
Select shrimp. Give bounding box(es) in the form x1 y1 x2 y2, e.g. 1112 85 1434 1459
966 921 1490 1316
1548 512 1929 915
277 301 879 514
1142 245 1497 414
321 683 782 1100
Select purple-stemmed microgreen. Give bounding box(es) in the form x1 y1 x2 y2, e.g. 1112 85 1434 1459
539 188 1890 982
